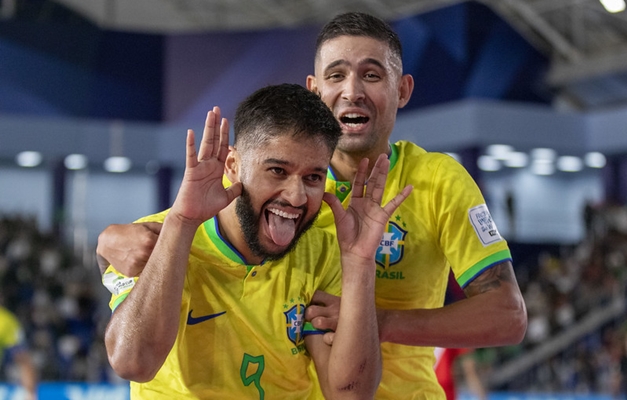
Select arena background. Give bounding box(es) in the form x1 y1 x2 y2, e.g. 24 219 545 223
1 0 627 398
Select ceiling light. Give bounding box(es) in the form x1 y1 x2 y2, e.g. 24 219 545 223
64 154 88 170
504 152 529 168
531 159 555 176
104 156 132 173
557 156 583 172
531 148 557 162
585 152 607 168
486 144 514 161
478 155 501 171
600 0 626 13
16 151 42 167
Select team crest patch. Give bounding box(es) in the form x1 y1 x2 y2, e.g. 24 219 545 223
376 220 407 269
469 204 503 246
284 304 305 346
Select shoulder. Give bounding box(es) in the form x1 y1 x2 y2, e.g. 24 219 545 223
392 141 467 180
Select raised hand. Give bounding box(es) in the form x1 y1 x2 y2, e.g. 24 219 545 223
323 154 413 262
170 107 243 225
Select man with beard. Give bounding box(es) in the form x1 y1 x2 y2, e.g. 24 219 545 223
98 12 527 399
102 83 411 399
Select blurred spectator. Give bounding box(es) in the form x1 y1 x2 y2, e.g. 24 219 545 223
0 302 38 400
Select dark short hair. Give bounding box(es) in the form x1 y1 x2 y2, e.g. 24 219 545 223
315 12 402 62
233 83 341 154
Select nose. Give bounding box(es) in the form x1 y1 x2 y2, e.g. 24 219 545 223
282 177 307 207
341 75 365 103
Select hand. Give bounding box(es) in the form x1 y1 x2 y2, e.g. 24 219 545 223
96 222 162 276
305 290 340 345
170 107 242 225
323 154 412 262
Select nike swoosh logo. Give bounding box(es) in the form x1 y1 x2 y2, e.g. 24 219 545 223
187 310 226 325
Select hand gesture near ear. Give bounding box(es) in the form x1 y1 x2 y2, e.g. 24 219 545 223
324 153 412 264
171 106 242 226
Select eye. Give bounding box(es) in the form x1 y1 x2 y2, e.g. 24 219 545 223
306 174 324 183
269 167 285 175
327 72 345 82
364 72 381 81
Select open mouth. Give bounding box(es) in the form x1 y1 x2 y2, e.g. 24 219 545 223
340 113 369 128
266 207 299 247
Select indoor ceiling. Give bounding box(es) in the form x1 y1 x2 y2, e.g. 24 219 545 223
37 0 627 110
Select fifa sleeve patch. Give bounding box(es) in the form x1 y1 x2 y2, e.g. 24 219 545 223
102 270 136 296
302 322 331 336
468 204 503 246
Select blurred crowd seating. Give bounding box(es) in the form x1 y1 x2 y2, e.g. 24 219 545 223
475 204 627 395
0 216 118 384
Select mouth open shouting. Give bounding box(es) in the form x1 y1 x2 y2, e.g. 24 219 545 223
339 112 370 131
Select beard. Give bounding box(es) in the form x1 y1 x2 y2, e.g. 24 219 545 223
235 188 319 262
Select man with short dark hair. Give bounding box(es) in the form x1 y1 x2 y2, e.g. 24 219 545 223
102 83 411 399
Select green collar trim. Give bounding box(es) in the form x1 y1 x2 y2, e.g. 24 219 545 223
327 143 398 202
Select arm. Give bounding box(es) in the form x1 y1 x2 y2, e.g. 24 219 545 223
378 260 527 348
96 222 161 276
13 349 37 400
308 155 412 399
105 108 242 382
308 261 527 348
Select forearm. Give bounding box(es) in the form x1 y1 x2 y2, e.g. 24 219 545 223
326 257 381 399
15 352 37 399
379 281 526 348
105 214 198 381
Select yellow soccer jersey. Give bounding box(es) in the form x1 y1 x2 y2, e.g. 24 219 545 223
0 306 25 361
318 140 512 399
103 210 342 399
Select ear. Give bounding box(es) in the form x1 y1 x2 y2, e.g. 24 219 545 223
397 74 414 109
306 75 318 95
224 146 240 183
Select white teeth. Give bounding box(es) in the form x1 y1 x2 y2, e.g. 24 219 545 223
343 113 366 118
344 122 362 127
268 208 298 219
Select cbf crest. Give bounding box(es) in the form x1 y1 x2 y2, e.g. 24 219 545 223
376 220 407 269
284 303 305 346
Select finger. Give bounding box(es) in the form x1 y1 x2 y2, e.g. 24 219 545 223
323 332 335 346
198 110 217 161
311 290 340 306
224 182 242 204
185 129 198 169
365 154 389 202
217 116 230 161
311 316 337 331
382 184 413 216
144 222 163 235
351 158 369 198
323 192 344 222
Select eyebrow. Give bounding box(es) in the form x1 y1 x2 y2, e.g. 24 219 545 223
323 58 386 74
263 158 328 175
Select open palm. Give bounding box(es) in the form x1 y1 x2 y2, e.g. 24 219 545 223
324 154 412 261
170 107 242 225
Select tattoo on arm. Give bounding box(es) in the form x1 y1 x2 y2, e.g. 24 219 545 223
463 262 516 298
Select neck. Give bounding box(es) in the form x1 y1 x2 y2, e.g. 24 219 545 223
330 143 391 182
217 206 263 265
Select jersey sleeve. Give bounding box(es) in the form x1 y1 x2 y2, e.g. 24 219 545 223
101 210 170 312
431 156 512 288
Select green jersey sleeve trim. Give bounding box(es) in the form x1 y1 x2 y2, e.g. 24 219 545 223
111 292 129 312
302 321 331 336
457 249 512 288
